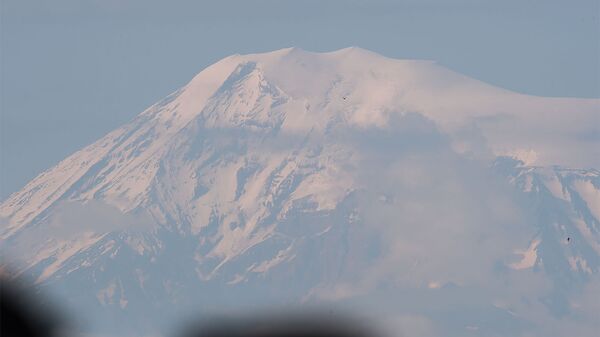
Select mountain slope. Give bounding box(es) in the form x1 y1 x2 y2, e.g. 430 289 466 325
1 47 599 336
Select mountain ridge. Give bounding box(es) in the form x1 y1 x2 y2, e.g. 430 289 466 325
1 47 599 336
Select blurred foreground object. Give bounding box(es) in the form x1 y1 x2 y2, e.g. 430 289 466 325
179 311 378 337
1 270 68 337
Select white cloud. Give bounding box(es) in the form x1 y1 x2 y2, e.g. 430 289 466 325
308 112 589 335
327 113 534 290
45 199 157 238
1 200 158 268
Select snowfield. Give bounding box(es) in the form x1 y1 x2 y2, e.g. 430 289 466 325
1 47 599 337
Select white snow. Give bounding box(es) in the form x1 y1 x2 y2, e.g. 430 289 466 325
1 46 598 288
568 256 593 274
540 170 570 202
572 179 600 222
510 239 540 270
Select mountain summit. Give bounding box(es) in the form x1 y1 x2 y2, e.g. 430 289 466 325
1 48 599 336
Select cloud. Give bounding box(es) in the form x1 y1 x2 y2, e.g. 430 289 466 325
307 112 589 335
326 112 534 289
1 200 158 265
45 199 157 238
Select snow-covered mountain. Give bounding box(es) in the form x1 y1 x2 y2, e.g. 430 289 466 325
1 47 599 336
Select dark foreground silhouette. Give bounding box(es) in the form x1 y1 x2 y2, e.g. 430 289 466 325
1 275 68 337
2 271 378 337
179 312 378 337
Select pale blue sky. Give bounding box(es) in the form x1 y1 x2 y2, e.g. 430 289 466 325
1 0 599 199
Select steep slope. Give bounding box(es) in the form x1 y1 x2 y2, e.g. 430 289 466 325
1 47 599 336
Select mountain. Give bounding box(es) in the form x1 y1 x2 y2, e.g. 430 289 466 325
1 47 599 337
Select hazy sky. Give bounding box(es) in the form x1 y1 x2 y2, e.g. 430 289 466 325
1 0 599 199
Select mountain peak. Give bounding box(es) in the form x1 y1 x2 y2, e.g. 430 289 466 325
1 47 599 336
1 48 598 232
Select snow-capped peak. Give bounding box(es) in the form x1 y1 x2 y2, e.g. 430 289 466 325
1 47 599 336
